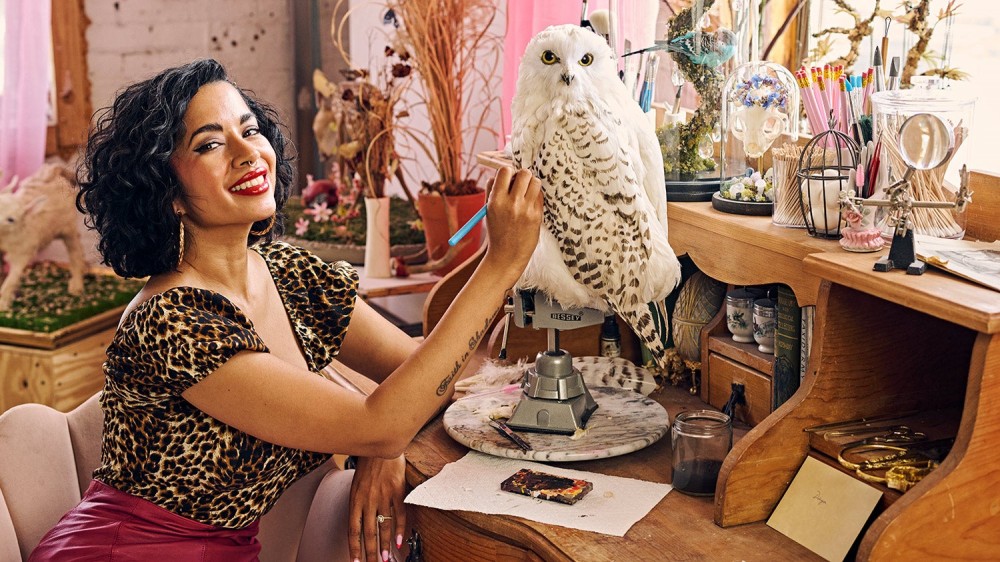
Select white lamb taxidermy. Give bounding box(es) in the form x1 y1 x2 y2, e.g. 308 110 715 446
510 24 681 370
0 164 87 310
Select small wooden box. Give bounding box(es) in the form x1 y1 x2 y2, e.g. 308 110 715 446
0 306 121 413
704 351 772 426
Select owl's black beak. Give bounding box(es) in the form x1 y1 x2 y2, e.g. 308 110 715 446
560 73 574 86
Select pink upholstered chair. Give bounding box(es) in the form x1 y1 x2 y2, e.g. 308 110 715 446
0 394 356 562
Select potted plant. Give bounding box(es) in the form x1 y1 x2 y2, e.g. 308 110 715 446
388 0 502 274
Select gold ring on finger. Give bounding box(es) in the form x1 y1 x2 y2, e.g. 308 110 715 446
376 514 392 524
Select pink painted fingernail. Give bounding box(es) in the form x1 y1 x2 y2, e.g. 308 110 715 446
382 550 389 561
396 534 403 549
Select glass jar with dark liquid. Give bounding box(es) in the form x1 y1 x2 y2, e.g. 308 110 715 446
670 410 733 496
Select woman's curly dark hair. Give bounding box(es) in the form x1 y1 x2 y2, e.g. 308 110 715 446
77 58 294 278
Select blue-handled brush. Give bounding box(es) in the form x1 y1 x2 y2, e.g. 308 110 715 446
447 204 487 246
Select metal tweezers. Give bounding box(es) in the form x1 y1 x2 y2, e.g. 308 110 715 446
489 419 532 451
803 411 919 433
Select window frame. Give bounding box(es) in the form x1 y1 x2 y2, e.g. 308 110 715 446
46 0 91 157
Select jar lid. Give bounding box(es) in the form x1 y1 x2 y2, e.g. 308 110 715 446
871 89 976 113
726 294 755 306
672 410 732 434
753 297 776 309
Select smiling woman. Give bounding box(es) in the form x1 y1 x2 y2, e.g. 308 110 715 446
29 57 544 562
76 60 292 279
170 81 280 256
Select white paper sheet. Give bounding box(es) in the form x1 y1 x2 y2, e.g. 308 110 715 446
404 451 671 536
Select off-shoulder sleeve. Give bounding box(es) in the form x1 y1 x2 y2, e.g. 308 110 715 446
105 289 268 402
309 258 360 343
259 242 359 367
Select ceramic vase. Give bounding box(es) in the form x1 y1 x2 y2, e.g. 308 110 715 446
802 169 847 236
364 196 391 278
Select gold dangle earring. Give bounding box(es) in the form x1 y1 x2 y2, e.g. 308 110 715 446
250 214 276 237
176 215 185 269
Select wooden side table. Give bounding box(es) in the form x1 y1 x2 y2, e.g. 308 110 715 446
354 266 439 299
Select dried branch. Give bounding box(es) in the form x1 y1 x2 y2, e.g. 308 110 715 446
893 0 965 86
810 0 882 68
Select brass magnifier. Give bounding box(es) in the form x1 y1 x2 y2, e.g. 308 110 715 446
851 113 972 275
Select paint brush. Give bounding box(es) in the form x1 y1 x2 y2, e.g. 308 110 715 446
881 17 891 68
448 205 487 247
580 0 593 31
888 57 900 90
873 46 884 92
590 9 613 53
638 54 659 113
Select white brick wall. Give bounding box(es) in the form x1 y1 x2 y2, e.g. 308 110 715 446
85 0 296 132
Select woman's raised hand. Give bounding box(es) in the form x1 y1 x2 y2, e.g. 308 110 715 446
482 167 543 282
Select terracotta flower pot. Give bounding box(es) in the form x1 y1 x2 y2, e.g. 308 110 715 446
417 190 486 276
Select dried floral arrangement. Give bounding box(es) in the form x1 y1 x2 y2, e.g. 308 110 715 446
317 1 418 202
0 262 142 333
731 74 790 109
387 0 501 196
720 170 774 202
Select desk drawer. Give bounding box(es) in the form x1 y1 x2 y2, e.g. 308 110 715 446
706 352 772 426
411 505 544 561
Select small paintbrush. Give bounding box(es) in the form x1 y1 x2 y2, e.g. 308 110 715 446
489 419 532 451
888 56 900 90
873 46 884 92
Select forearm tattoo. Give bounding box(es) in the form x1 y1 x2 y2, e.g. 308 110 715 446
436 311 497 396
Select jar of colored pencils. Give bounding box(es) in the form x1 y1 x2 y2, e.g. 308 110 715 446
870 90 976 239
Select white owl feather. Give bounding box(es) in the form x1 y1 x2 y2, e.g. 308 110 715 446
511 24 681 371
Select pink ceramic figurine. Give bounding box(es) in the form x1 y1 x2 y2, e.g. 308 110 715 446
839 196 885 253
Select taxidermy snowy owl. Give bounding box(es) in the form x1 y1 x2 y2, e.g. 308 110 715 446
510 24 682 370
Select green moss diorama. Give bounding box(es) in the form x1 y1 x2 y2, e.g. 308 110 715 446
284 196 425 247
666 1 722 176
0 262 143 333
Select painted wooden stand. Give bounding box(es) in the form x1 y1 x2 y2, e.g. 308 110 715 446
0 306 121 413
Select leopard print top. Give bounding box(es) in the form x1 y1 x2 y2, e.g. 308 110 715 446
93 241 359 529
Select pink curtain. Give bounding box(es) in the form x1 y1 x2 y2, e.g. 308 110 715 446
500 1 662 142
501 2 579 142
0 0 52 184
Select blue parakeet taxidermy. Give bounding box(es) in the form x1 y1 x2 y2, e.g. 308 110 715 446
662 29 736 68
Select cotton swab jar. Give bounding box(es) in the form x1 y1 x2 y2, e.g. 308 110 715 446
870 89 976 239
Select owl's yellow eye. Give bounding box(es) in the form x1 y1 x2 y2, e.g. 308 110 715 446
540 50 559 65
579 53 594 66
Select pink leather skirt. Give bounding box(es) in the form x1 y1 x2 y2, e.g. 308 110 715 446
29 480 260 562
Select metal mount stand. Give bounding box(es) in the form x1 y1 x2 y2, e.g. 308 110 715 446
873 228 927 275
502 291 602 435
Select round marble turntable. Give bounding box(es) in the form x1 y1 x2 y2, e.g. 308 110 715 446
443 386 669 462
